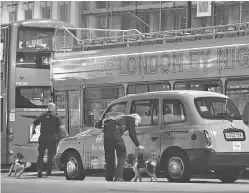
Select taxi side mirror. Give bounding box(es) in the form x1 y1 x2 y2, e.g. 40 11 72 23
94 120 102 129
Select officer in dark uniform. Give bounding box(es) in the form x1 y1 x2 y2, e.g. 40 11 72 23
103 113 145 181
32 103 68 177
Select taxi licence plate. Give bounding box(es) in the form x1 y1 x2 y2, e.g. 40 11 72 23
225 132 244 139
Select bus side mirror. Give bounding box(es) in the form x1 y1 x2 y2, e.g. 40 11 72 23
94 120 102 129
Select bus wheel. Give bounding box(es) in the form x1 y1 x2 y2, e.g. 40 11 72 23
64 151 85 181
123 168 135 181
164 151 191 183
215 169 241 183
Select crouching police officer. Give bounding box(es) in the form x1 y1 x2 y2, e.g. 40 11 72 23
103 113 145 181
32 103 68 177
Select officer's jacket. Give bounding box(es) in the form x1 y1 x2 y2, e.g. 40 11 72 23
33 111 63 137
103 115 140 147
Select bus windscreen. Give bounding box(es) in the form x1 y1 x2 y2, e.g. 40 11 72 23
15 86 51 108
18 28 53 50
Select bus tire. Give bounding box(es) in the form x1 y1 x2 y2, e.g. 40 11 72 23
123 168 135 181
215 169 242 183
164 151 192 183
64 151 85 181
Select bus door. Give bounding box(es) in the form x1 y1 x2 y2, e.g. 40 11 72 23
67 90 81 137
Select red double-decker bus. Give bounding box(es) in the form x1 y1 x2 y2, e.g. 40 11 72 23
1 19 74 166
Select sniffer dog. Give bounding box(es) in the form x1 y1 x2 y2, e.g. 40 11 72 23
127 153 157 182
8 153 31 178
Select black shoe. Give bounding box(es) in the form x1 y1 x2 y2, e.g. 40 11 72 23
37 171 42 178
46 171 51 176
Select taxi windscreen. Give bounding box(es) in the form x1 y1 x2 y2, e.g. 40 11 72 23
194 97 241 120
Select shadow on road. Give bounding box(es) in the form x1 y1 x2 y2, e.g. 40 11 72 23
155 180 249 184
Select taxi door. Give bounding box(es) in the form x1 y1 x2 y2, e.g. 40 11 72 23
126 98 161 163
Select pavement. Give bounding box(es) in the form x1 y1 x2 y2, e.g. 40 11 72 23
1 173 249 193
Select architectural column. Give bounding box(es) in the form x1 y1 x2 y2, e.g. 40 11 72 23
51 1 58 20
88 2 97 36
1 3 9 24
17 1 25 21
70 1 77 26
33 1 41 19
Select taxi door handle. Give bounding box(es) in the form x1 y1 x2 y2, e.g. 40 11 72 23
151 136 159 141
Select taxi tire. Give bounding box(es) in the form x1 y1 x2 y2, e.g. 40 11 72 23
123 168 135 181
64 152 85 181
215 170 241 183
164 151 192 183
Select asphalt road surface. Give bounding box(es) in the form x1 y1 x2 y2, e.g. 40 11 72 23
1 173 249 193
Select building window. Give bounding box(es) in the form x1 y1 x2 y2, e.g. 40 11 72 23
242 1 249 22
96 1 106 9
82 1 90 10
96 16 107 37
137 13 150 33
40 1 51 19
59 2 69 22
216 2 240 25
162 8 186 30
23 2 34 20
7 4 17 22
121 1 134 7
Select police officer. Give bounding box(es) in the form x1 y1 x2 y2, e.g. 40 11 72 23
103 113 145 181
32 103 68 177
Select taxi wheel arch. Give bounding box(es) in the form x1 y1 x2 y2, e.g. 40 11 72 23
160 147 192 183
215 169 242 183
63 149 85 181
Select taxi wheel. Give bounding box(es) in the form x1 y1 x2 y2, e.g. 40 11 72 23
164 151 192 183
64 152 85 181
123 168 135 181
215 170 241 183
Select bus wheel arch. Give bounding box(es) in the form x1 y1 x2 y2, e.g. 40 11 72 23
160 146 192 183
61 148 85 180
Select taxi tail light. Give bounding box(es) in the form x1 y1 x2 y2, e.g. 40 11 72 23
204 130 212 146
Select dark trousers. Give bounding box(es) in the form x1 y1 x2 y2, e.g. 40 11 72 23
104 136 127 181
37 135 57 172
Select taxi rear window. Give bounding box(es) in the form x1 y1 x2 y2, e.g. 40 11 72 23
194 97 241 120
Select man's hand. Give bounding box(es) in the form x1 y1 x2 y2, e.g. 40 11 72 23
138 145 145 150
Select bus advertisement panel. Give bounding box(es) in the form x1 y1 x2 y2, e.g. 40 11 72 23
51 43 249 82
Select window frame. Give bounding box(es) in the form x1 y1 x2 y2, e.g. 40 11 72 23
162 99 187 124
17 27 54 51
101 102 128 121
127 81 171 95
15 86 51 108
194 97 242 120
130 99 159 126
173 79 223 93
225 78 249 117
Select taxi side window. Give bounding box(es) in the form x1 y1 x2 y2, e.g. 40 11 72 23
163 99 186 124
130 99 159 126
103 102 127 120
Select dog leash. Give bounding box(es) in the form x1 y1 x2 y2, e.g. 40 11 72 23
15 134 34 147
